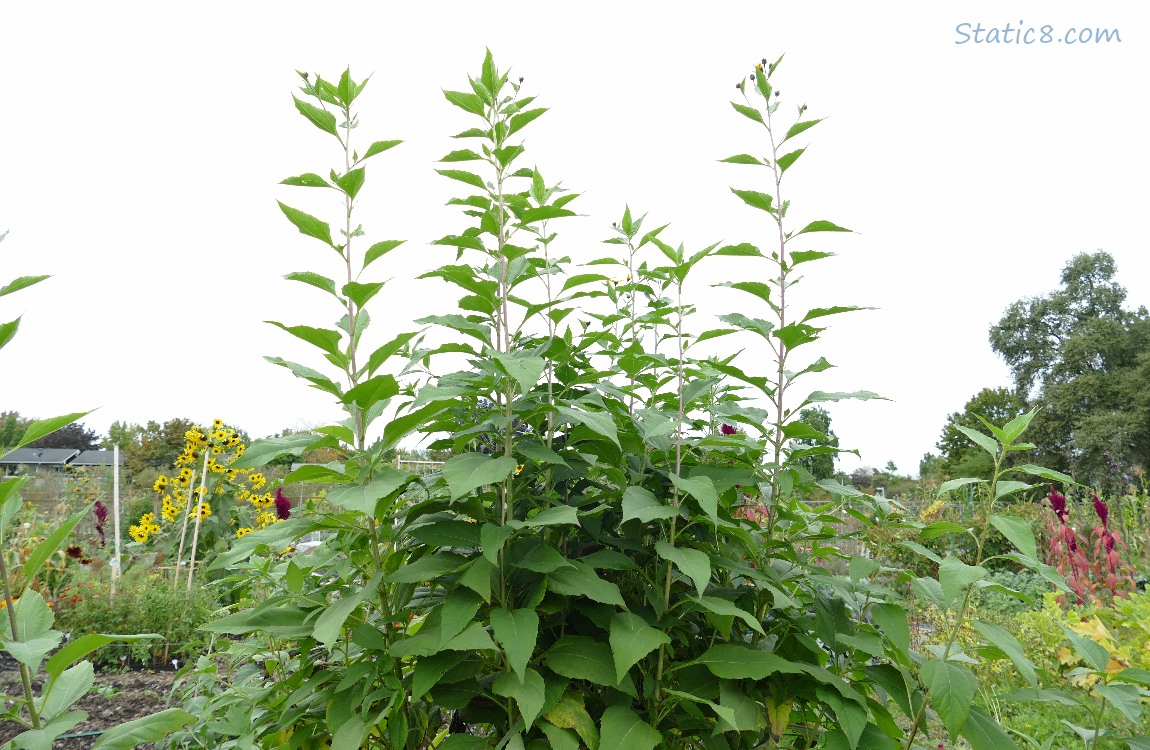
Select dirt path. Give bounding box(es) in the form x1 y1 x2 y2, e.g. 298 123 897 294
0 668 177 749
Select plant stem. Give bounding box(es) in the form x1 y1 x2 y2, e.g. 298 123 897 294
0 541 40 729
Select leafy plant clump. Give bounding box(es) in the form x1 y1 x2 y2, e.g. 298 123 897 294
166 52 1102 750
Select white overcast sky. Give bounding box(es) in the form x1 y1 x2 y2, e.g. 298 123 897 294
2 2 1146 477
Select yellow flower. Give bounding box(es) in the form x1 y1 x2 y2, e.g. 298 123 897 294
153 476 168 492
256 511 277 529
236 527 254 538
249 473 267 490
190 502 212 521
129 524 149 543
515 464 524 475
212 418 223 428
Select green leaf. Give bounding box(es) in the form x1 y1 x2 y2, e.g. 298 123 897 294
622 485 679 523
655 541 711 597
409 520 482 549
362 139 402 160
956 425 999 459
265 321 342 356
939 556 988 607
227 432 321 470
292 95 338 136
313 571 384 647
921 659 978 738
1093 683 1143 724
492 351 546 395
15 412 90 451
342 374 399 410
972 621 1037 687
989 515 1037 560
790 249 835 267
781 118 823 143
598 705 661 750
668 474 717 523
1058 624 1110 671
959 705 1018 750
538 722 581 750
869 603 910 656
1126 739 1150 750
385 553 467 585
0 317 19 350
509 107 547 135
284 270 338 297
610 612 670 683
412 651 469 699
442 453 517 501
802 390 886 407
730 101 764 124
548 562 626 607
718 281 772 305
45 634 157 679
1114 668 1150 687
794 220 851 236
334 167 366 199
555 405 619 447
994 480 1033 500
546 636 621 688
715 242 762 257
493 669 547 729
265 356 343 397
692 596 765 636
437 169 488 190
1017 464 1075 484
545 693 600 749
519 206 576 223
364 239 406 269
278 201 333 246
720 154 764 165
777 147 805 172
1000 687 1081 706
441 149 483 162
0 274 49 299
492 608 539 678
694 644 802 680
730 188 773 213
326 469 411 515
513 544 575 573
937 477 987 495
89 708 197 750
443 89 485 115
518 505 580 528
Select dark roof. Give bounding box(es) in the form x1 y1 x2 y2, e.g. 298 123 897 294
0 448 80 465
72 450 121 466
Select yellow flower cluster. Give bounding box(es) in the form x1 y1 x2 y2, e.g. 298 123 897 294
236 526 254 538
161 495 179 522
191 502 212 521
255 511 278 530
129 512 162 543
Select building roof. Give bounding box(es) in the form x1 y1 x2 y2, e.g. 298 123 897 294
0 448 80 465
71 450 121 466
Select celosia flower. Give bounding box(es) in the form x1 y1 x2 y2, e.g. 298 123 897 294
275 488 292 520
1092 494 1109 525
721 423 737 436
1048 488 1069 523
65 546 83 559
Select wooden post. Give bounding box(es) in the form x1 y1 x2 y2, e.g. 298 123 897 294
186 449 211 590
110 444 122 601
172 465 199 591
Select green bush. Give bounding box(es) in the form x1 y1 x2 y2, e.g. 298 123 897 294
54 566 216 667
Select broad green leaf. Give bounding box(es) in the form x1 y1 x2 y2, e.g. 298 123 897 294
342 373 398 410
793 219 851 236
491 351 546 395
655 541 711 597
364 239 406 269
409 520 482 549
939 556 988 606
509 107 547 135
518 505 580 528
1114 668 1150 687
692 596 765 636
937 476 986 495
412 651 469 698
342 280 385 308
790 249 835 266
869 603 910 656
668 474 718 523
921 659 978 738
781 118 823 143
555 405 619 447
1058 624 1110 671
1017 464 1075 484
281 172 331 187
228 432 321 470
335 167 366 199
989 515 1037 560
0 318 18 352
959 705 1018 750
284 270 338 297
544 693 600 749
730 188 773 213
994 480 1033 500
972 621 1037 687
89 708 197 750
41 661 94 718
441 149 483 162
610 612 670 682
292 95 337 136
0 275 49 299
802 390 886 407
265 321 342 356
437 169 487 190
730 102 764 124
362 139 402 159
278 201 333 245
622 486 679 523
443 89 485 115
46 634 157 679
715 242 763 257
1000 687 1081 706
442 621 498 652
313 571 383 647
1126 739 1150 750
1094 683 1143 724
538 722 580 750
720 154 764 165
598 705 661 750
492 608 539 678
546 636 621 687
694 644 802 680
548 562 625 607
265 356 343 397
777 147 805 172
512 543 574 573
386 552 467 584
326 469 411 517
442 453 518 500
956 425 998 459
718 281 772 305
493 668 547 729
15 412 91 451
9 711 86 750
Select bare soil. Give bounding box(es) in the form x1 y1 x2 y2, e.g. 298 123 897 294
0 664 176 749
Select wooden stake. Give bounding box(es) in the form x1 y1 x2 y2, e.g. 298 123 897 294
186 449 211 591
172 463 199 592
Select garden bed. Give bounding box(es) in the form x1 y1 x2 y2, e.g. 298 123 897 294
0 663 175 749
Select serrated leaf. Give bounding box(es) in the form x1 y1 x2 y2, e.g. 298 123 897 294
692 595 765 635
493 668 546 729
972 621 1037 687
546 636 621 687
921 659 978 738
720 154 764 165
278 201 333 246
509 107 547 135
284 270 338 297
956 425 999 459
655 541 711 597
939 556 988 606
292 95 338 136
937 477 987 495
335 167 366 199
731 101 764 124
1017 464 1075 484
442 453 517 501
362 139 402 159
90 708 197 750
794 219 851 236
555 405 619 447
0 275 49 299
622 486 679 523
781 118 823 143
694 644 802 680
437 169 487 190
988 515 1037 560
281 172 332 188
777 148 805 172
326 469 411 517
14 412 90 451
610 612 670 683
598 705 661 750
730 188 773 213
443 89 485 115
491 609 539 678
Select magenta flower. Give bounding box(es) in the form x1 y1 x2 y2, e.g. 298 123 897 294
1048 488 1069 523
93 500 108 545
274 487 292 520
1092 494 1109 525
720 424 737 436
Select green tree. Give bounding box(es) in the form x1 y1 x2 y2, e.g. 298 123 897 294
792 405 839 480
936 386 1027 478
101 420 143 451
0 410 32 451
122 418 198 475
989 251 1150 481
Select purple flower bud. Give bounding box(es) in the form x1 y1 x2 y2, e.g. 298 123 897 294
274 488 292 520
720 424 737 436
1092 494 1109 525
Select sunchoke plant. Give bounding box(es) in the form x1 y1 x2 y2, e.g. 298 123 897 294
165 52 1095 750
